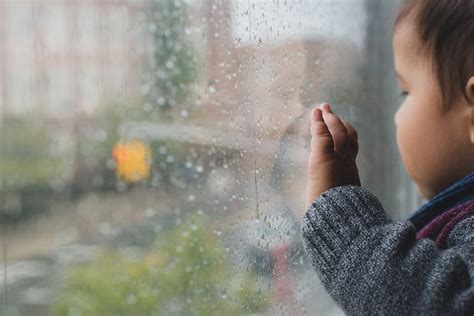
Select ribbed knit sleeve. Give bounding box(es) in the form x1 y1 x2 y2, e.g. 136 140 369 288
300 185 474 316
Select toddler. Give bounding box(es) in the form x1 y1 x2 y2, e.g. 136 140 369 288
301 1 474 315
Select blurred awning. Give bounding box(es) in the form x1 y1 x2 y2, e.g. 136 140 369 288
117 121 283 154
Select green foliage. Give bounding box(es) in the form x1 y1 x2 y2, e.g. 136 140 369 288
0 117 61 190
52 250 159 316
52 213 270 315
75 101 123 191
81 104 120 169
0 117 62 222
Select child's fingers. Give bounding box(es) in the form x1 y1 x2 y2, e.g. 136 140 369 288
320 103 348 153
341 119 359 159
310 108 335 155
342 119 358 140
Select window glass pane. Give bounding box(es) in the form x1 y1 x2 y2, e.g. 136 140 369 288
1 1 415 315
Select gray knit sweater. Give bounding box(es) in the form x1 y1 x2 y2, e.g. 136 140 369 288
300 185 474 316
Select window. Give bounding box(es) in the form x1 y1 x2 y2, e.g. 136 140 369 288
0 1 420 315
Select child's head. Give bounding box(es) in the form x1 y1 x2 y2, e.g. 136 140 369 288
392 0 474 199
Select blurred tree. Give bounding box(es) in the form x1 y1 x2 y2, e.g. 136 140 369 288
0 117 60 222
0 117 59 190
144 0 199 118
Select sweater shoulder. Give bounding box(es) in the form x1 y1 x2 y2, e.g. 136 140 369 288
446 213 474 248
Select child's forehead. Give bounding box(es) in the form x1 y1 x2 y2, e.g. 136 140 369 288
393 20 420 52
393 20 428 70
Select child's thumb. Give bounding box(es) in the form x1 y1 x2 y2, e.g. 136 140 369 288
310 107 334 156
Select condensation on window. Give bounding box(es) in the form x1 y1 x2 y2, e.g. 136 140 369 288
0 0 415 315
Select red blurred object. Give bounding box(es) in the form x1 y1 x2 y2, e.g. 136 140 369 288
270 243 294 302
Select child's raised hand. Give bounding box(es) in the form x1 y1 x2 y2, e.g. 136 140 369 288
306 103 361 207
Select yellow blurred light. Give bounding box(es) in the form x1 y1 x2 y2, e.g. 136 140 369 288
112 140 151 183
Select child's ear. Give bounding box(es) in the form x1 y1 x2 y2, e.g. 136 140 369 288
465 76 474 105
466 77 474 144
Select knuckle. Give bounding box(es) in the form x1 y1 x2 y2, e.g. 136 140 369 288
311 122 330 136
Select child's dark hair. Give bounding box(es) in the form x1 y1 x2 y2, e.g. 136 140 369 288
394 0 474 112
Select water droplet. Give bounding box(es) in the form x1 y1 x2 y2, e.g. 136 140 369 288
127 294 137 305
153 224 162 233
157 97 166 106
166 60 174 69
145 208 156 217
140 84 150 94
67 307 82 316
148 23 157 33
208 85 216 93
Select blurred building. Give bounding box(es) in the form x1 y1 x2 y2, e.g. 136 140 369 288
0 0 147 119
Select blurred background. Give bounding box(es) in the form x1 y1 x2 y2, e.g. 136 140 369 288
0 0 424 315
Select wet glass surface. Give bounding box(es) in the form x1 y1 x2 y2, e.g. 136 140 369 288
0 1 418 315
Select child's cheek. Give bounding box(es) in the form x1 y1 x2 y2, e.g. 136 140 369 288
394 106 419 181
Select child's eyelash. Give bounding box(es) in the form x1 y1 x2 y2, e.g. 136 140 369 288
400 91 408 98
